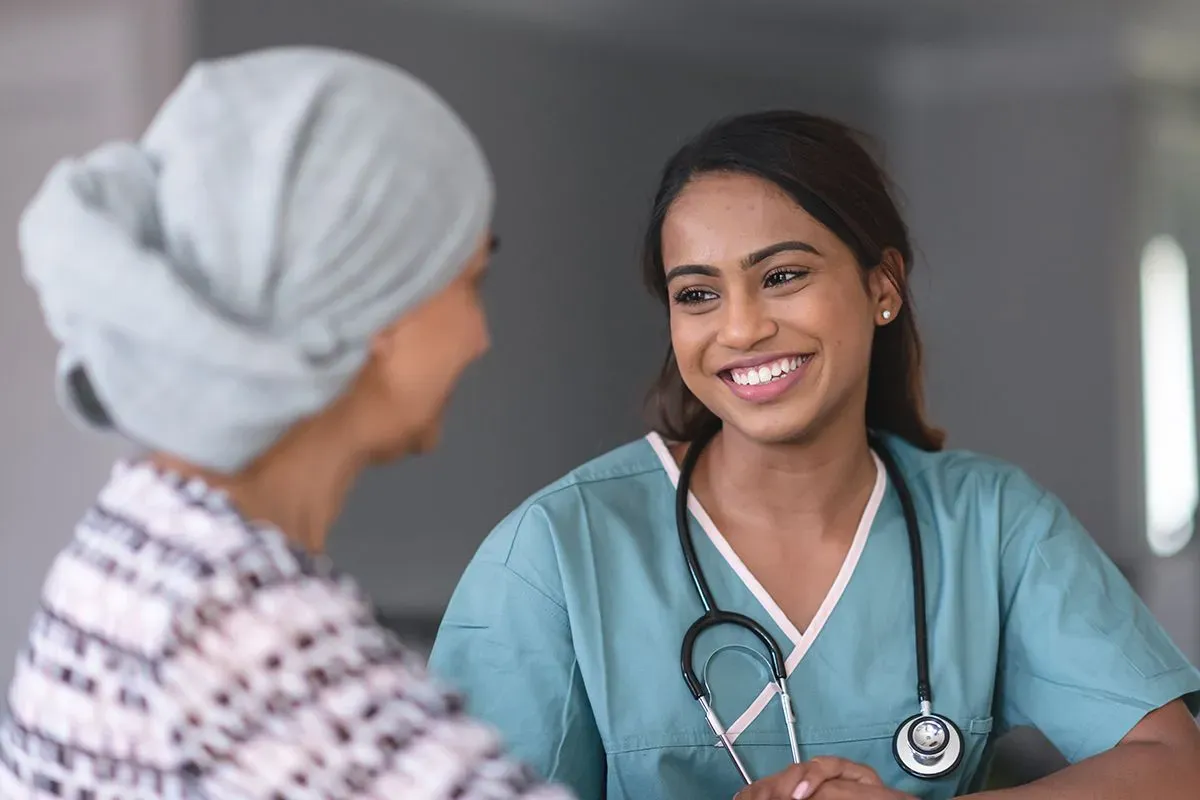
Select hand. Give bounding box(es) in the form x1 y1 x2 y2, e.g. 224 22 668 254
807 780 915 799
732 757 904 800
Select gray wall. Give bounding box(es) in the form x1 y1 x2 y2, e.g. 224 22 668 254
884 33 1139 560
0 1 188 692
194 0 882 614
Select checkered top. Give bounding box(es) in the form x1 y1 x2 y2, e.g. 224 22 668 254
0 462 572 800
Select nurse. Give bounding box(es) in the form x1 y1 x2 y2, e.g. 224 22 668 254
428 110 1200 800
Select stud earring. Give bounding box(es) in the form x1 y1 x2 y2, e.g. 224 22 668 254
881 309 893 321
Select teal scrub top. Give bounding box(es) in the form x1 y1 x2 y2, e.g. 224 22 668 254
428 433 1200 800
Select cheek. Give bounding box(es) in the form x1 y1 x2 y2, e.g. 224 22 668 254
374 331 453 402
668 312 708 371
786 284 874 349
432 304 488 387
414 295 488 376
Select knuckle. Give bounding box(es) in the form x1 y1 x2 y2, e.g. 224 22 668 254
810 755 842 773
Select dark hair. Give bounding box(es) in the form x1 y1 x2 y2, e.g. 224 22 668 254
642 110 944 451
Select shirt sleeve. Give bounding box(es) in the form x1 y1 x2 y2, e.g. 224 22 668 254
153 545 574 800
429 503 606 800
995 479 1200 762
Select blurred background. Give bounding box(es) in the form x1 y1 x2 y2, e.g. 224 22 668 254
4 0 1200 788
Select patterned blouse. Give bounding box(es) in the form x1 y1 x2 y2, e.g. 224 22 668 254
0 461 572 800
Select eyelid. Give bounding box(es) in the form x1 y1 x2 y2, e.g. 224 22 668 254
764 266 810 281
671 285 718 304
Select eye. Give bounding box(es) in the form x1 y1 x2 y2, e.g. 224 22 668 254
671 287 718 306
763 268 809 288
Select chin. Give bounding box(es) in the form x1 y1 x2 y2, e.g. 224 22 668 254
365 430 437 465
724 416 816 446
367 444 408 466
412 421 443 454
709 395 824 446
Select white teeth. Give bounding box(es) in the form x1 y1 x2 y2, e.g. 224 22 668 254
729 356 809 387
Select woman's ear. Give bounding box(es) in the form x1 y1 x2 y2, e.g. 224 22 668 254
871 247 906 323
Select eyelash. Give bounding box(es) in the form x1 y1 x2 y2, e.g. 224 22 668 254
671 268 809 306
672 287 717 305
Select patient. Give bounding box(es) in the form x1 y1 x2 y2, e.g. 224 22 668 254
0 46 570 800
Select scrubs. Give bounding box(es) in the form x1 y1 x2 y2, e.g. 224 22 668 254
429 433 1200 800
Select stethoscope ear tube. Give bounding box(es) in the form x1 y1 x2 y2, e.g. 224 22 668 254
675 421 722 618
867 434 933 708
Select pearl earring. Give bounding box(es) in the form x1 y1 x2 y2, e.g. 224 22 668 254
881 309 893 321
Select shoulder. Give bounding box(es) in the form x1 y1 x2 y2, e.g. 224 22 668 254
533 434 669 501
883 431 1041 494
454 436 669 600
477 435 668 556
882 435 1048 508
44 462 366 661
4 461 341 784
880 434 1083 563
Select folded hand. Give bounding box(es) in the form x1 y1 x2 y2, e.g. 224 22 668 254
732 758 915 800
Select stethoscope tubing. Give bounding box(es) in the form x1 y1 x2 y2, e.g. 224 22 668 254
675 422 950 783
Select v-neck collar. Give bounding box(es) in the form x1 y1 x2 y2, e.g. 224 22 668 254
646 431 887 741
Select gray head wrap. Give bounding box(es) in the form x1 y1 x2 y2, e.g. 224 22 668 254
19 46 494 473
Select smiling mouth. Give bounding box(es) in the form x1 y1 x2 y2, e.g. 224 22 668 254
724 354 813 386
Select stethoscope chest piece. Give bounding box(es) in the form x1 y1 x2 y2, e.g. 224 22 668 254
892 713 963 779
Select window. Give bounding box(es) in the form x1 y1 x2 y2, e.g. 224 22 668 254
1140 234 1198 557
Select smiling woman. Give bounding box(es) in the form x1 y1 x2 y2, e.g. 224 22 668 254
641 114 942 457
430 110 1200 800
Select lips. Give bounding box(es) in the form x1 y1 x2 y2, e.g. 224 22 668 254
719 354 814 404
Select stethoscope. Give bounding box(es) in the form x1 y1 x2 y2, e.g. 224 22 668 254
675 423 963 785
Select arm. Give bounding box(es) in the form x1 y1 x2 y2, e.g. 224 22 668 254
969 484 1200 799
429 511 606 800
968 699 1200 799
154 563 572 799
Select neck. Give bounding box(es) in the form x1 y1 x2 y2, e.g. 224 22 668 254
694 414 877 541
150 416 379 554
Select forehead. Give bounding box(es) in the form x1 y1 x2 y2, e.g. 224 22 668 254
661 172 839 266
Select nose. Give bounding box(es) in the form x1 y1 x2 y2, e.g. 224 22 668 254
716 292 777 351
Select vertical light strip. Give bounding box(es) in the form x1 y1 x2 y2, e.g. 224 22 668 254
1140 235 1198 557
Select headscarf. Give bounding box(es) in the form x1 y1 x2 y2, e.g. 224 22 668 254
19 46 494 473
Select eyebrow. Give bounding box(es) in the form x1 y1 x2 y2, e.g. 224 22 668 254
664 240 820 283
